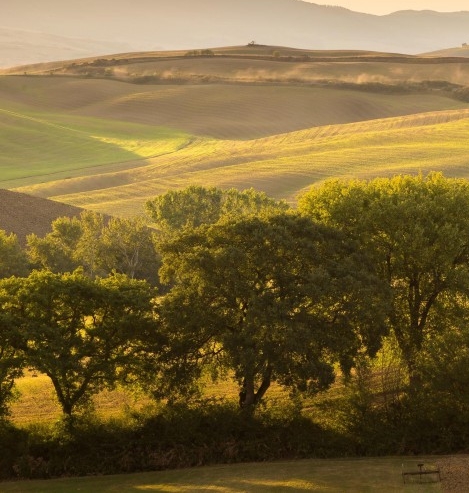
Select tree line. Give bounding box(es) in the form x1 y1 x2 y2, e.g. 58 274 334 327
2 173 469 438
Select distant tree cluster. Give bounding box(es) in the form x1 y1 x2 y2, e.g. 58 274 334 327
2 176 469 450
184 49 215 57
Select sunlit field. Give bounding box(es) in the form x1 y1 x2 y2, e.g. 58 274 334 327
1 46 469 217
7 107 469 217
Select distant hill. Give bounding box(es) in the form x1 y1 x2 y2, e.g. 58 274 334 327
0 28 131 69
422 45 469 58
0 189 83 245
1 0 469 68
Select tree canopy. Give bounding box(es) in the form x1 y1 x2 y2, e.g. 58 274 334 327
299 173 469 380
145 186 289 238
157 212 386 410
0 270 156 418
27 212 158 285
0 230 29 279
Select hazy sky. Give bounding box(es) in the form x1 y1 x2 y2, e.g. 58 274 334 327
312 1 469 15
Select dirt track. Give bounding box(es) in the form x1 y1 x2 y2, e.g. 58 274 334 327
437 456 469 492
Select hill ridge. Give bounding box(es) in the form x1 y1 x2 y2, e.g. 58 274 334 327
1 0 469 67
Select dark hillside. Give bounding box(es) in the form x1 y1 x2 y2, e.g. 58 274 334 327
0 189 83 245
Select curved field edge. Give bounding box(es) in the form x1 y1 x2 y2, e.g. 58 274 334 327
0 106 191 184
0 457 444 492
14 108 469 217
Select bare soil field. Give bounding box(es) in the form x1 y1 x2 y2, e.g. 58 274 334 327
0 189 82 244
0 76 466 141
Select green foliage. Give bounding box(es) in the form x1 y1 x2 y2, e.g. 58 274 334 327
146 185 289 239
27 212 159 285
0 270 156 418
0 402 352 480
300 173 469 380
99 216 160 284
157 212 386 410
0 229 29 278
27 215 87 274
0 311 26 418
0 230 29 416
6 175 469 473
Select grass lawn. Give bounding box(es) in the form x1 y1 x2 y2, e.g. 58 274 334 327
0 457 442 492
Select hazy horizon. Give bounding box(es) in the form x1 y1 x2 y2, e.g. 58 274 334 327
310 0 469 15
2 0 469 68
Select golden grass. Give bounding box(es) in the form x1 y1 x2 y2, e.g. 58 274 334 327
12 108 469 217
10 373 149 425
10 370 292 426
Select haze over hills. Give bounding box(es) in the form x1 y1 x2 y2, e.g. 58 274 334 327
2 0 469 68
0 28 130 69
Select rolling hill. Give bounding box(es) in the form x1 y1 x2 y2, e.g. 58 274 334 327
8 109 469 218
422 45 469 58
2 0 469 68
1 46 469 225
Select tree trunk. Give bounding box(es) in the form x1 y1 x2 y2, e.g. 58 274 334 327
239 366 273 411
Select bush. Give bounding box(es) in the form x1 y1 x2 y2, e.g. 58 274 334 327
2 401 353 480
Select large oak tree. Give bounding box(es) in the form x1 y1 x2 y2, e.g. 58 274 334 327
157 212 386 410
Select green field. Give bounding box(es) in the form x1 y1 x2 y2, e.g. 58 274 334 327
1 74 469 217
7 107 469 217
1 47 469 217
0 457 442 492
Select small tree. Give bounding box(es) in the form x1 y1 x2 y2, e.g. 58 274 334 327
27 212 160 284
0 230 29 278
99 216 159 285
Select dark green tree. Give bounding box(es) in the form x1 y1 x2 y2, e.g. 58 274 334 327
0 230 29 278
0 310 25 418
157 212 386 411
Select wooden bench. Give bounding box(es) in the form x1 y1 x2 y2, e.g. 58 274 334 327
402 462 441 483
